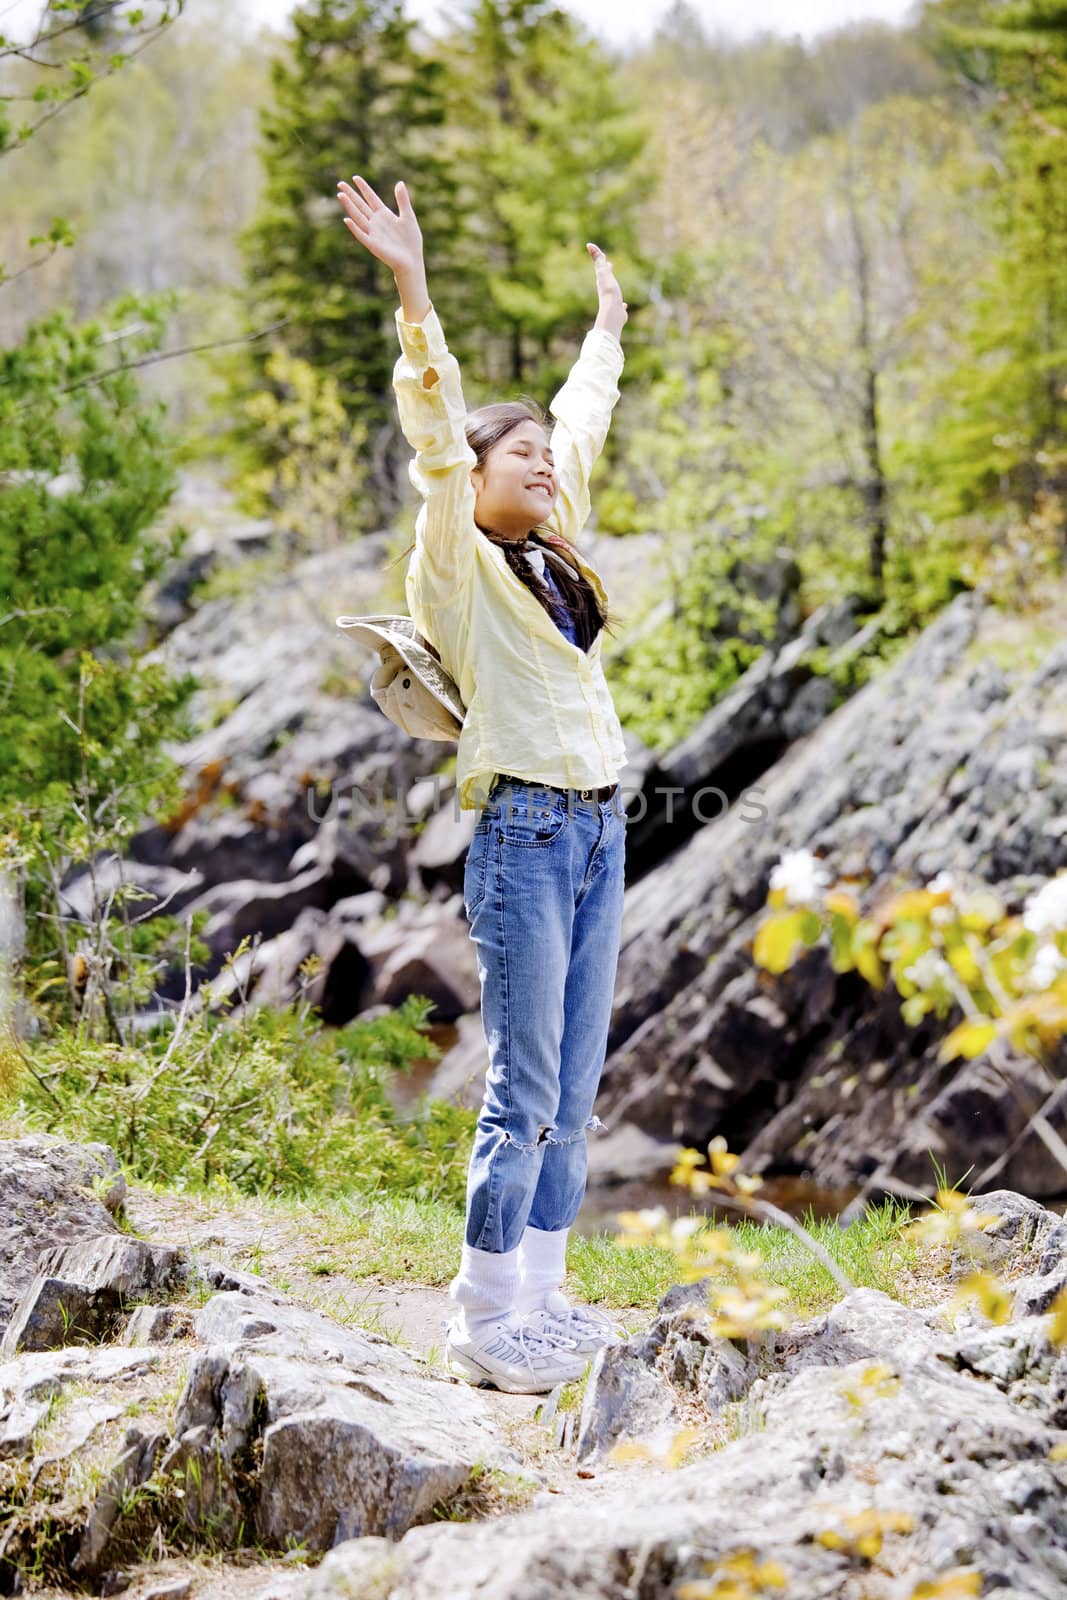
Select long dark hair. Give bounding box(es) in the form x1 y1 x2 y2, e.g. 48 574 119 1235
389 399 619 653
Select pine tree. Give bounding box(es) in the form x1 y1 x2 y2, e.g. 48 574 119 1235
233 0 459 513
442 0 649 394
915 1 1067 548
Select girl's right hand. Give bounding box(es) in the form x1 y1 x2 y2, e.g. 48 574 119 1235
337 175 423 277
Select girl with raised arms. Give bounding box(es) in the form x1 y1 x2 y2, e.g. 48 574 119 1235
336 172 630 1394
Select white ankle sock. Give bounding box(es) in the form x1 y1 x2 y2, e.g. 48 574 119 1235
448 1241 521 1337
514 1225 569 1313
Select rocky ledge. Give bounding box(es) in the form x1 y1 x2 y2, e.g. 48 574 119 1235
3 1136 1067 1598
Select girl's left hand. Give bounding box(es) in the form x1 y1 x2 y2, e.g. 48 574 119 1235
587 242 628 340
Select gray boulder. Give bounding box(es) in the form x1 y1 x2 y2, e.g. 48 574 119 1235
0 1137 126 1333
2 1235 191 1356
299 1278 1067 1600
155 1285 532 1551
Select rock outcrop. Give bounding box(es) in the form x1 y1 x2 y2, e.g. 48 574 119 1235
6 1141 1067 1599
0 1140 534 1593
298 1188 1067 1600
600 596 1067 1202
0 1136 127 1328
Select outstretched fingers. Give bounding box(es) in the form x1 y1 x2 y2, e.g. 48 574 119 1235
337 187 371 228
350 173 385 211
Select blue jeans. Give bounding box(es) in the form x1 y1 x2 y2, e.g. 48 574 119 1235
461 775 627 1252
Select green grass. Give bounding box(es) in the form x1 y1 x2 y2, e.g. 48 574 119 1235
5 1099 923 1321
145 1179 921 1317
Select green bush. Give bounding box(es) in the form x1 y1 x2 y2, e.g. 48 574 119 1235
0 290 198 810
0 290 201 1031
605 531 778 753
5 988 476 1206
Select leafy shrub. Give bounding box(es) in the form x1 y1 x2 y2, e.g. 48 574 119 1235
605 531 778 752
5 988 476 1206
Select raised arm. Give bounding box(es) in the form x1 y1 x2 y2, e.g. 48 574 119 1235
547 242 628 545
336 174 476 601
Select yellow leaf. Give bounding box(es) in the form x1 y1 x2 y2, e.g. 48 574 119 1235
753 911 808 973
957 888 1005 930
909 1571 982 1598
937 1018 997 1063
708 1136 740 1177
952 1271 1012 1324
855 939 886 988
945 943 981 986
884 889 938 920
755 1559 787 1589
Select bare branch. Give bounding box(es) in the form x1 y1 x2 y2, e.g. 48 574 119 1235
6 318 292 409
0 4 185 157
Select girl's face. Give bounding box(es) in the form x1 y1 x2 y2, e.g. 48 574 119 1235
470 420 558 538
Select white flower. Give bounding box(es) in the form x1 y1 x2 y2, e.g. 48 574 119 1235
902 950 952 988
1026 942 1067 992
638 1207 668 1230
1023 874 1067 936
670 1216 703 1242
927 871 955 896
769 848 832 907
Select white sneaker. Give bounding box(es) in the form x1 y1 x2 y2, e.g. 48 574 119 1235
445 1312 590 1393
521 1290 627 1355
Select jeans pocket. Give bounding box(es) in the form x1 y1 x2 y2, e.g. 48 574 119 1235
497 786 572 848
464 826 491 917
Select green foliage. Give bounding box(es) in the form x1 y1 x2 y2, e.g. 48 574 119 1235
911 2 1067 544
604 527 782 753
232 344 372 546
634 5 945 150
0 291 200 1036
227 0 459 512
0 3 183 206
6 988 477 1204
0 291 198 796
0 291 198 808
442 0 650 395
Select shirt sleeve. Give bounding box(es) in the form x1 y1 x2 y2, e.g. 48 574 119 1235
393 305 478 602
546 327 624 546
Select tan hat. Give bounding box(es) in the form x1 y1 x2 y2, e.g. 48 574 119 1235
335 613 466 741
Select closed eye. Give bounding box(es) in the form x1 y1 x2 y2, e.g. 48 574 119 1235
512 446 555 468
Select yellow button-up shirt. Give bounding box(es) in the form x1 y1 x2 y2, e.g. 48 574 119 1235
393 305 629 812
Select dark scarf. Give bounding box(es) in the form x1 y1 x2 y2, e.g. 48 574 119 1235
481 528 604 652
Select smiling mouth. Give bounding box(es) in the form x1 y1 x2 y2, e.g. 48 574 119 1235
528 484 553 497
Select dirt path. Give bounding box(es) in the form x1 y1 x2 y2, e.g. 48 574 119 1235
123 1184 651 1360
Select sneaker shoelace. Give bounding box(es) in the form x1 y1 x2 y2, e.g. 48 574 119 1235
499 1315 579 1364
535 1295 622 1342
443 1312 580 1365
